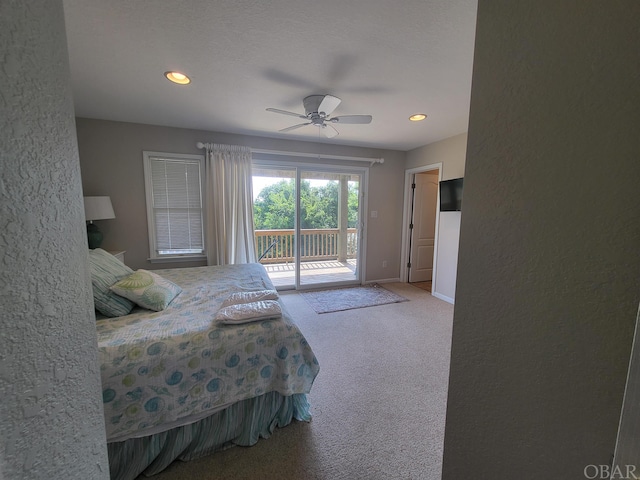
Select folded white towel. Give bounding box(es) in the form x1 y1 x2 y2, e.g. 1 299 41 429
215 300 282 324
220 289 279 308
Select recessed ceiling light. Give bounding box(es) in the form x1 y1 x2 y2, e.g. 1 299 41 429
409 113 427 122
164 71 191 85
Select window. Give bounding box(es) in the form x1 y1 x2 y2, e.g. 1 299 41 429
143 151 205 261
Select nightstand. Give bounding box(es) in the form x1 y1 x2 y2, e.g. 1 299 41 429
108 250 126 265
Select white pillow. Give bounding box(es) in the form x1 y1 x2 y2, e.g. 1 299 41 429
215 300 282 324
220 289 279 308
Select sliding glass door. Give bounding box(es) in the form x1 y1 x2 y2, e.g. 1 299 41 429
252 163 364 290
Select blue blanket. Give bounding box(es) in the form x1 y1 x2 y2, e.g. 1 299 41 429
97 263 319 442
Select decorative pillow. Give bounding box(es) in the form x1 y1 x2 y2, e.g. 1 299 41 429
110 269 182 311
88 248 136 317
215 300 282 325
220 289 279 308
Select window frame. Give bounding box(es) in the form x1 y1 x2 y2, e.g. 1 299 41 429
143 151 206 263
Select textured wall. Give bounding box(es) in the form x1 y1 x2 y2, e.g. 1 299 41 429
75 118 406 281
0 1 109 478
443 1 640 479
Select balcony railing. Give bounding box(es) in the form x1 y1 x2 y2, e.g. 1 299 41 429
255 228 358 264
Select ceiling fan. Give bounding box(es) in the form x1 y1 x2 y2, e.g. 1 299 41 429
266 94 372 138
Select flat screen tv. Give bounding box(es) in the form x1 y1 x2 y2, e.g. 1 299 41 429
439 177 463 211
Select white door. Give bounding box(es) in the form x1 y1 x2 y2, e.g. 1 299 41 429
409 172 438 282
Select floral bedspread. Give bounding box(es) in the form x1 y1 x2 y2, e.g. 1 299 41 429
97 263 319 442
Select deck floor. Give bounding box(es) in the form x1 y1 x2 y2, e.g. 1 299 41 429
262 259 358 288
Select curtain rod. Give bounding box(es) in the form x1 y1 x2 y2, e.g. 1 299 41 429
196 143 384 166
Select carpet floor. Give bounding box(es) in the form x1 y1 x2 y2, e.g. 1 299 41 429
147 282 454 480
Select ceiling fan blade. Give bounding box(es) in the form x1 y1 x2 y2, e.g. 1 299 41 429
279 122 311 132
263 68 319 90
329 115 372 124
317 95 341 116
266 108 307 119
322 124 339 138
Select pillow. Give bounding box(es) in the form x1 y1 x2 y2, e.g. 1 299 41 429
215 300 282 325
88 248 135 317
110 269 182 311
220 289 279 308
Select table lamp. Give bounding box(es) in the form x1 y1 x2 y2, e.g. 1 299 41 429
84 196 115 249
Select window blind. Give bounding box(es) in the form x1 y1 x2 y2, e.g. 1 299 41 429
149 157 204 255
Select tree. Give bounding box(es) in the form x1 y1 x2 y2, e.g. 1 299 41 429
253 179 359 230
253 179 295 229
300 180 337 229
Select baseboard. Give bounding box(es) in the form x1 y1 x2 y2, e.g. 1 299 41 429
432 291 455 304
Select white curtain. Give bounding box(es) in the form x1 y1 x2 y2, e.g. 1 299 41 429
205 143 257 265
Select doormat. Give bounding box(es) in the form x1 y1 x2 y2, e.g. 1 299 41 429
300 284 408 314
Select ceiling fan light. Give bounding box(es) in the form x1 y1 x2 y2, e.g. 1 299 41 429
164 71 191 85
409 113 427 122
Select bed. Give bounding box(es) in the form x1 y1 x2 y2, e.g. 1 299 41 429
89 249 319 480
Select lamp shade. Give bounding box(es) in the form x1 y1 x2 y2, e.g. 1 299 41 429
84 196 115 221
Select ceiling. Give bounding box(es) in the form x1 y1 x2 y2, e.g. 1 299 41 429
62 0 477 152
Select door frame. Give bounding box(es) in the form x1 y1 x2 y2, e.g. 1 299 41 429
400 163 442 290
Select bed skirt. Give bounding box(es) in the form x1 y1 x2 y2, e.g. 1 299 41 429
108 392 311 480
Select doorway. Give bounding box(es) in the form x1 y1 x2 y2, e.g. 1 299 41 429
401 164 442 293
